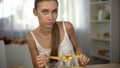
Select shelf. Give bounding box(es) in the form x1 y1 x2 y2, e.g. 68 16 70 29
91 20 110 23
90 0 111 63
92 54 110 61
91 1 110 6
92 37 110 42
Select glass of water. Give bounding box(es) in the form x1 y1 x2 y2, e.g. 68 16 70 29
62 49 74 67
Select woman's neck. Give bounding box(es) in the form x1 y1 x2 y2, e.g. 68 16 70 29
39 26 53 36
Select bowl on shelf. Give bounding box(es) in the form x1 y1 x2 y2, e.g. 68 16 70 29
98 50 109 56
103 32 110 39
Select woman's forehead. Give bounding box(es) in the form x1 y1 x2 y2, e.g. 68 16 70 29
37 1 58 9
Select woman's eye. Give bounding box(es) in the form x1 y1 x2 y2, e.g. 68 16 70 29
53 10 58 14
42 11 48 14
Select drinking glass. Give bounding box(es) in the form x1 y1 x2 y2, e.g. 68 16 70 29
62 49 74 67
47 61 60 68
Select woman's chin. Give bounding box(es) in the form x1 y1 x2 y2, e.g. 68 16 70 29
45 25 53 28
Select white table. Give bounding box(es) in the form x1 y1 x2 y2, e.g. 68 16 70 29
5 44 120 68
5 43 33 68
87 63 120 68
0 40 7 68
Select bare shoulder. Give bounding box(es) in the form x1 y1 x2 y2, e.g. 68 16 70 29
64 21 74 31
27 33 33 43
27 28 38 45
56 21 73 30
56 21 74 35
27 32 36 48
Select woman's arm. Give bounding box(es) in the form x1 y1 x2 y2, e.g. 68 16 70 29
27 34 39 68
27 33 47 68
65 22 82 54
65 22 90 66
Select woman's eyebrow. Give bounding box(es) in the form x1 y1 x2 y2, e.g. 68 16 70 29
40 8 58 12
41 9 49 11
53 8 58 10
52 8 58 11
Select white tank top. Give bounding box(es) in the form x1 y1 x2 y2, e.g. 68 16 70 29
31 21 79 66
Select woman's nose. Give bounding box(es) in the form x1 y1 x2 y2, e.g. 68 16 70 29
48 14 53 20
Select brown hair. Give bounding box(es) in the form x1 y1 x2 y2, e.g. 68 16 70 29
34 0 60 62
34 0 58 9
50 22 60 62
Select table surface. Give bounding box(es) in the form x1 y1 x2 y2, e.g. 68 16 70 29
8 63 120 68
87 63 120 68
5 44 119 68
47 63 120 68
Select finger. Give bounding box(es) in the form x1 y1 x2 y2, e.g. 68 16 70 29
78 58 85 66
79 54 85 62
78 54 83 63
36 55 47 61
37 59 46 68
80 59 85 65
36 58 46 63
79 53 83 59
82 55 86 60
82 56 90 65
83 59 89 65
37 54 47 59
38 62 46 68
37 60 46 65
87 58 90 62
78 54 89 66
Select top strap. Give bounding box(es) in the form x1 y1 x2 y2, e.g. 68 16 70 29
62 21 67 35
31 31 40 50
31 31 38 44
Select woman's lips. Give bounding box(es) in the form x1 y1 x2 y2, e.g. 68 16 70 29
47 22 54 25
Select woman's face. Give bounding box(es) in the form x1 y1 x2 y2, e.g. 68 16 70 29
34 1 58 28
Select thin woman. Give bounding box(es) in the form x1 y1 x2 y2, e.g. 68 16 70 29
27 0 90 68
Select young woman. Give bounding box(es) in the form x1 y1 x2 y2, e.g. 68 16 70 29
27 0 89 68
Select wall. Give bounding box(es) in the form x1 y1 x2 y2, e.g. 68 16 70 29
110 0 120 63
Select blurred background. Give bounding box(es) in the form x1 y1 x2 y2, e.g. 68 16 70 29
0 0 120 68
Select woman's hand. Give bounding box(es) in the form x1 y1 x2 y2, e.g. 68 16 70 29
78 53 90 66
36 54 47 68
